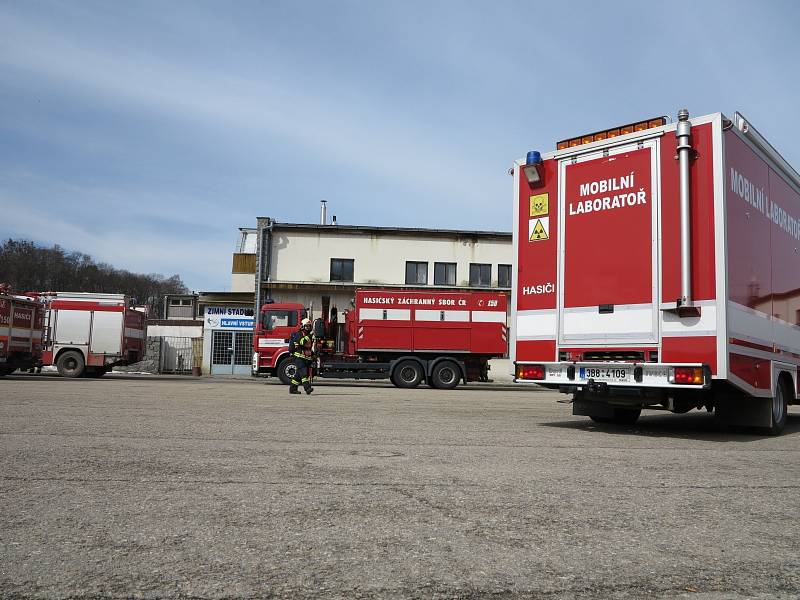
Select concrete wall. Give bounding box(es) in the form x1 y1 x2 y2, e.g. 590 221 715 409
114 336 162 373
147 324 204 338
231 273 255 293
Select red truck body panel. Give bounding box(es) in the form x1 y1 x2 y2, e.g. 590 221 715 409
0 293 44 371
352 289 507 355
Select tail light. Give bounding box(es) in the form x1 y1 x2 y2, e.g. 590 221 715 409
516 364 545 380
669 367 704 385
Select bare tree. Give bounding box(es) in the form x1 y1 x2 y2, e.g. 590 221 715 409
0 239 189 316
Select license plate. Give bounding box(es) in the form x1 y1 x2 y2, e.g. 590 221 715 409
579 367 629 382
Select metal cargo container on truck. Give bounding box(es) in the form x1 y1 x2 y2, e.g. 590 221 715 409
39 292 146 377
252 289 508 388
511 109 799 434
0 287 44 375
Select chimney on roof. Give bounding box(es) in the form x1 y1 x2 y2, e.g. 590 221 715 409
320 200 327 225
332 215 337 225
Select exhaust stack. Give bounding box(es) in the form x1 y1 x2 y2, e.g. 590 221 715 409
676 109 697 315
320 200 328 225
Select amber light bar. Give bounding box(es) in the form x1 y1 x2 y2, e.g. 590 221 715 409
556 116 668 151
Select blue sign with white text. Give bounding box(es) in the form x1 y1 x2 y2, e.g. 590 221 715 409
220 318 254 329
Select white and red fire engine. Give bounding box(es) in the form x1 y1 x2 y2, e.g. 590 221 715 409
38 292 146 377
512 109 799 434
0 286 44 376
252 289 508 389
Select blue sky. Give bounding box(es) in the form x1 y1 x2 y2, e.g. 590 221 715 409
1 0 798 291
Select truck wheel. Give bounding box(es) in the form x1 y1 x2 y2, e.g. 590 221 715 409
56 351 85 378
392 360 423 389
277 358 297 386
763 380 789 436
430 360 460 389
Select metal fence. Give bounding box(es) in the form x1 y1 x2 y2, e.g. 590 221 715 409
159 337 202 374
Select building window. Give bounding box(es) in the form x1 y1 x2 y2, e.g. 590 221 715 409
405 261 428 285
498 264 512 288
469 263 492 287
330 258 354 282
170 298 191 306
434 262 456 286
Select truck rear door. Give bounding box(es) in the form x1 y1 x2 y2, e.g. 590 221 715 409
558 139 660 346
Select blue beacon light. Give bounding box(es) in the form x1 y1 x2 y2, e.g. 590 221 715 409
523 150 544 186
526 150 542 165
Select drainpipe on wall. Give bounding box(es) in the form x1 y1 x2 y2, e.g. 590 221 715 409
254 217 273 315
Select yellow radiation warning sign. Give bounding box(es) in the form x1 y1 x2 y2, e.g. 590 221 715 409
529 217 549 241
529 193 549 217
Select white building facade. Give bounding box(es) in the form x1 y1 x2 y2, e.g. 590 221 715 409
232 218 513 326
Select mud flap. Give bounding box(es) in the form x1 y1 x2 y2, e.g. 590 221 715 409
573 398 616 419
715 395 772 428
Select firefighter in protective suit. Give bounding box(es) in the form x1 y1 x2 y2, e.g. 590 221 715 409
288 318 315 394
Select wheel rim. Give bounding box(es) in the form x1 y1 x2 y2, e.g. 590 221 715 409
438 366 456 385
773 385 786 424
285 364 297 379
400 366 417 383
65 358 77 372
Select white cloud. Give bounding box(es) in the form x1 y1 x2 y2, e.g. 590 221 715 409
0 9 499 204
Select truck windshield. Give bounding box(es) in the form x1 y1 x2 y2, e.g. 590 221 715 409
262 310 297 331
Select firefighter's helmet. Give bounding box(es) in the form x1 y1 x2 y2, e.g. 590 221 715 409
301 318 312 329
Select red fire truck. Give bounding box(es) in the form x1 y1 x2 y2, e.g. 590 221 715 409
0 287 44 376
39 292 146 377
252 289 508 388
512 109 800 434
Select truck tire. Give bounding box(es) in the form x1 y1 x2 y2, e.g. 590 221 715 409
277 357 297 386
56 351 85 378
590 407 641 425
763 379 789 436
392 360 423 389
430 360 460 390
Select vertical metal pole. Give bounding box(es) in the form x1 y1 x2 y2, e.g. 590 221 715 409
676 108 693 308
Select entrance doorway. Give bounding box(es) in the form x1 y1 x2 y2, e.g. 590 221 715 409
210 330 253 375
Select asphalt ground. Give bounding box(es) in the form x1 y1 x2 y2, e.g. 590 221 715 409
1 374 799 600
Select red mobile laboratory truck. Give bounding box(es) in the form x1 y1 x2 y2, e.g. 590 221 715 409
252 289 508 388
512 109 800 434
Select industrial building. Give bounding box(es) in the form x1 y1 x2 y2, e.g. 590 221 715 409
162 204 513 375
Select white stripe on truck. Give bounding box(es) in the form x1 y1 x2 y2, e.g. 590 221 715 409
415 310 470 322
359 308 411 321
471 310 506 323
516 309 557 340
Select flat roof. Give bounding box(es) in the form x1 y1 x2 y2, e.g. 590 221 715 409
252 221 511 239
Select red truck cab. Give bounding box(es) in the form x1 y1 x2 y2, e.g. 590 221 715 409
251 301 305 381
